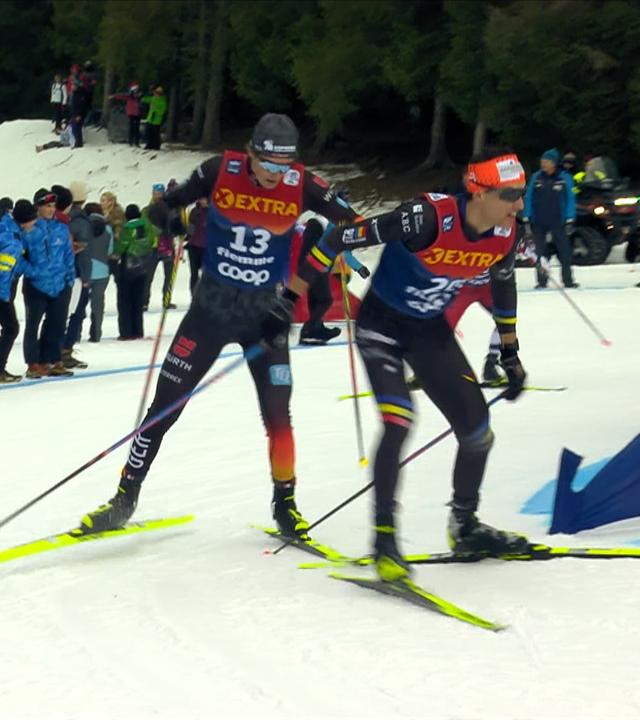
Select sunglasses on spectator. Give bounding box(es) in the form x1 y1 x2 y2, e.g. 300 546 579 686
36 193 57 206
257 158 292 174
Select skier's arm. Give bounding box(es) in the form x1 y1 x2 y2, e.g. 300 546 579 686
489 242 518 347
149 156 222 231
289 199 438 295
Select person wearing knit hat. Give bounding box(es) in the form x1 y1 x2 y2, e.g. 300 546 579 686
0 200 39 382
69 181 88 205
523 147 578 288
76 111 359 538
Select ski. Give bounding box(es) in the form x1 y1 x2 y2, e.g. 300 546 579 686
298 543 640 569
256 525 352 562
0 515 194 566
330 573 505 632
338 383 566 401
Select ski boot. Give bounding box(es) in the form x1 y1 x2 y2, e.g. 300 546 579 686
482 354 505 384
62 348 88 369
447 507 530 557
272 482 310 539
373 526 412 582
299 322 340 345
78 472 142 534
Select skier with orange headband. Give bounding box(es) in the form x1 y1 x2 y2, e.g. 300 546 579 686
260 147 531 580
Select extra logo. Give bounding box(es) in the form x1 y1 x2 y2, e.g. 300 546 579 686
218 262 270 286
422 248 504 268
172 335 197 359
442 214 455 233
214 187 299 217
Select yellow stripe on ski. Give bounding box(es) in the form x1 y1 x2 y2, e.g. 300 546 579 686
0 515 194 565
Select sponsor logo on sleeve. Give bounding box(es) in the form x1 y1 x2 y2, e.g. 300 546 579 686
442 214 454 233
312 174 330 188
269 364 292 386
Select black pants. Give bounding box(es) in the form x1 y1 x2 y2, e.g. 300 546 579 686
0 289 19 372
187 245 205 296
533 222 574 286
144 252 174 308
356 292 494 528
89 277 109 342
22 282 70 364
72 118 84 148
125 273 295 484
64 284 91 349
128 116 141 146
117 270 147 338
145 123 161 150
51 103 64 130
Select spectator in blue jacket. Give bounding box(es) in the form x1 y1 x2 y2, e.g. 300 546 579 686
524 148 577 288
0 201 38 382
22 189 76 379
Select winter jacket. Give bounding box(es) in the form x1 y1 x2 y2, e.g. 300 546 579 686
115 218 156 258
524 169 576 226
112 89 143 117
104 203 125 242
0 215 37 302
22 218 75 297
50 81 67 105
88 214 114 280
69 206 93 284
187 205 207 249
142 94 167 126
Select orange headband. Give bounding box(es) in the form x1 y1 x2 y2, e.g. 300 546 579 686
465 154 525 193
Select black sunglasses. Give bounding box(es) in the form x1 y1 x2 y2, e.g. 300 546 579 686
489 186 526 202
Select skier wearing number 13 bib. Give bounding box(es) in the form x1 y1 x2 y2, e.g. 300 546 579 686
260 147 532 580
79 114 357 537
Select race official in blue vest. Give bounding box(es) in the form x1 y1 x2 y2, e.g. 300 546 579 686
523 148 577 288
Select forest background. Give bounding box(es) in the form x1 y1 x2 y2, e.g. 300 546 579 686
2 0 640 181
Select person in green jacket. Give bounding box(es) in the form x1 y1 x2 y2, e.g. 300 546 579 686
143 85 167 150
115 204 156 339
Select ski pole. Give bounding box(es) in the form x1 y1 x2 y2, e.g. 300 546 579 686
134 237 186 429
338 256 367 468
271 392 508 554
547 275 612 346
0 344 264 533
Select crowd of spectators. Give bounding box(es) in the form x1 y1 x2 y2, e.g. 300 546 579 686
0 181 208 383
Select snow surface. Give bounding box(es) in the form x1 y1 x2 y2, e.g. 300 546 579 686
1 120 640 720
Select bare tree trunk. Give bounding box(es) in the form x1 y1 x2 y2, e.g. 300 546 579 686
472 115 487 156
167 82 180 142
190 0 208 145
100 63 114 129
422 95 452 168
201 1 227 150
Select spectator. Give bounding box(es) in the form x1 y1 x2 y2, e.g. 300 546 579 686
84 202 113 342
22 188 75 378
524 148 578 289
0 200 38 383
110 81 144 146
50 73 67 131
61 181 92 368
0 197 13 219
142 183 172 310
81 61 98 126
142 85 167 150
100 191 126 278
115 204 155 339
36 119 76 152
186 198 208 295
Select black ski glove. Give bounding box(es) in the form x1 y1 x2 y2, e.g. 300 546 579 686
500 343 526 401
260 288 299 349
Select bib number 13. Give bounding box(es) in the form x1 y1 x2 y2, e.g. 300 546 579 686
229 226 271 255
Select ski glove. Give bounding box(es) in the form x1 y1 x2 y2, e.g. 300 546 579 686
500 343 526 401
260 288 299 349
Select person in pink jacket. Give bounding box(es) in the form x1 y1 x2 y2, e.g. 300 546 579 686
110 81 143 146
